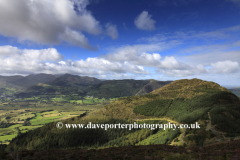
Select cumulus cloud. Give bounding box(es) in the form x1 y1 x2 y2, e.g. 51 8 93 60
103 42 211 77
0 45 149 76
158 64 207 77
104 42 170 63
0 0 102 50
0 44 207 78
134 11 156 31
0 45 62 61
74 57 148 74
210 60 239 74
60 28 97 50
104 44 187 69
105 23 118 40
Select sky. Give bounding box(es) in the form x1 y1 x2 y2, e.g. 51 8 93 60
0 0 239 88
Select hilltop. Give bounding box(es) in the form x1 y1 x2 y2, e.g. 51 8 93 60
5 78 240 154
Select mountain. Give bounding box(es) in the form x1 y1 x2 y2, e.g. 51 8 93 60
135 79 172 95
46 73 102 87
15 74 57 88
25 74 103 95
44 73 103 95
0 74 57 88
6 78 240 152
24 74 171 98
85 79 150 98
0 75 25 89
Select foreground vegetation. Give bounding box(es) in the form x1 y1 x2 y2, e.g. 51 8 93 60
1 139 240 159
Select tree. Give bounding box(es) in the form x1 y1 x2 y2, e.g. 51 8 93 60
23 120 31 126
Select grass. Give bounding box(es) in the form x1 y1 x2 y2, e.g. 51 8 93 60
0 96 114 143
0 134 17 142
30 112 66 125
19 125 43 130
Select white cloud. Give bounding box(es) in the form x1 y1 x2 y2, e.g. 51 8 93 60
0 45 149 76
0 45 62 61
104 42 172 63
104 44 186 69
134 11 156 31
211 60 239 74
23 48 63 62
0 45 21 56
74 57 148 74
160 56 185 69
105 23 118 40
103 43 209 77
178 50 240 67
0 0 102 50
158 64 207 77
60 28 97 50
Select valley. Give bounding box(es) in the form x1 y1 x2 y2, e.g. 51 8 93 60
0 74 240 159
0 95 115 145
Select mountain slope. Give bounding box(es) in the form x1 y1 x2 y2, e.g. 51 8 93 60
135 79 172 95
0 74 57 94
15 74 57 88
85 79 150 98
46 73 102 87
25 74 102 95
25 75 171 98
5 78 240 152
0 75 25 89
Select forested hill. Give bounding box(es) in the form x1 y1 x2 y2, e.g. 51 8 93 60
19 74 172 98
85 79 151 98
6 78 240 153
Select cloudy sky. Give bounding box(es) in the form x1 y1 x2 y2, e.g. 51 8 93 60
0 0 239 88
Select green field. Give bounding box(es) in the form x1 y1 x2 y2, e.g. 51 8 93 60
0 95 115 144
30 112 66 125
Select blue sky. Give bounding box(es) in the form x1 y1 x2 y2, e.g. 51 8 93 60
0 0 239 88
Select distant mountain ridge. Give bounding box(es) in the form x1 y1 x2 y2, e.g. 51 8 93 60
46 73 102 87
7 74 171 98
0 74 57 89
